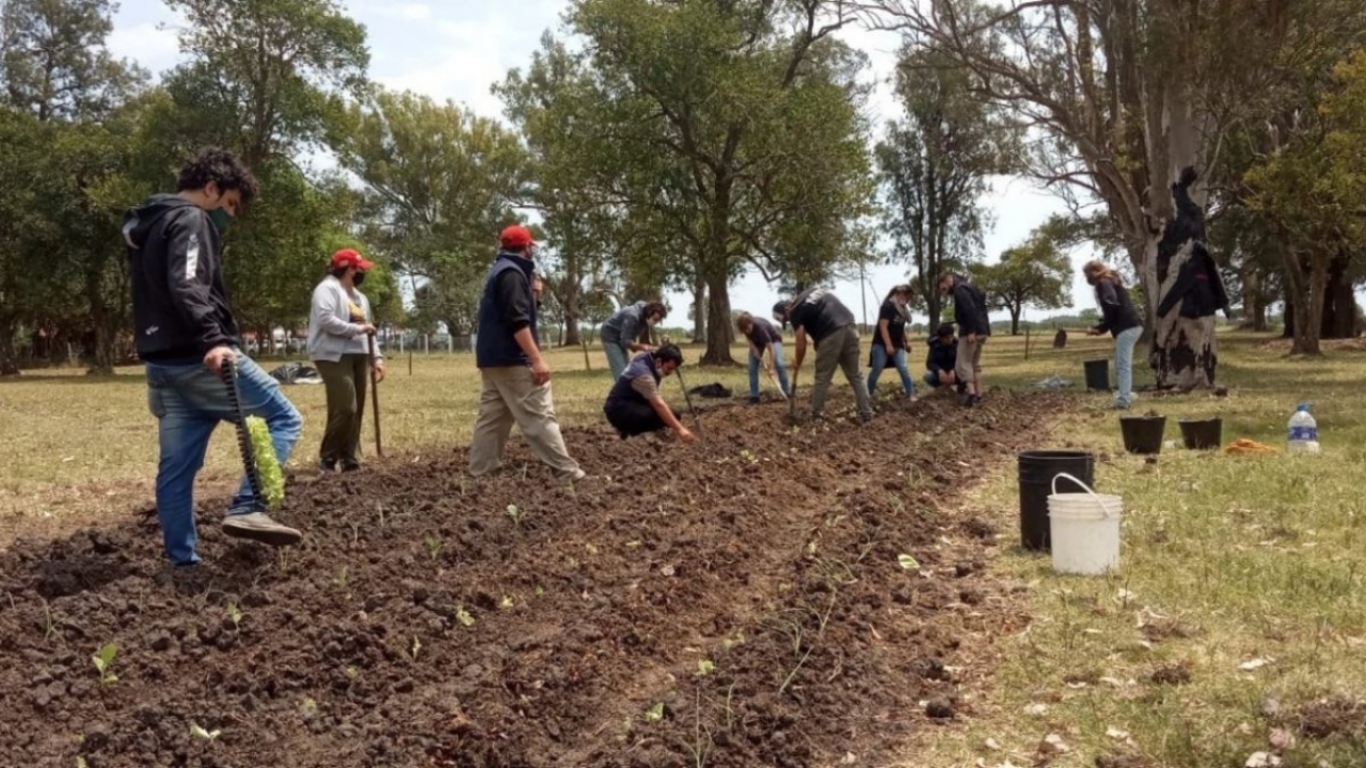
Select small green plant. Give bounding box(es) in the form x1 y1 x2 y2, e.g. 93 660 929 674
410 636 422 661
345 665 359 680
506 504 523 526
534 586 546 597
225 602 243 631
334 566 349 589
697 659 715 676
499 595 514 609
644 702 666 722
189 722 222 742
897 553 920 570
301 697 318 716
456 606 476 627
740 448 759 465
77 758 88 768
91 642 118 685
424 534 442 562
244 416 285 508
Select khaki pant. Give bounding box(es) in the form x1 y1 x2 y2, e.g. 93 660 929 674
955 336 984 388
811 325 872 420
316 353 369 469
469 367 581 478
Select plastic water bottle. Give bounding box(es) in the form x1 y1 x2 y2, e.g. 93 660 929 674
1287 404 1320 454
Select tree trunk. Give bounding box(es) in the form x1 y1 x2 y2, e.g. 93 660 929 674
1240 266 1268 332
0 316 20 376
1320 250 1355 339
561 278 582 347
702 268 735 365
691 277 706 344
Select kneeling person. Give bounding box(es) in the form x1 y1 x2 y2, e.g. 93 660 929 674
604 344 696 442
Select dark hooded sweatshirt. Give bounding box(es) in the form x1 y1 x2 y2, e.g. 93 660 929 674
124 194 239 362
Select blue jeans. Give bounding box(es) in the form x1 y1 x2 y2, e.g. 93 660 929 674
1114 326 1142 408
604 341 630 379
146 354 303 565
748 342 790 399
867 346 915 397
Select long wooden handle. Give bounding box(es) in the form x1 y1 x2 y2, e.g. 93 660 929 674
367 334 383 458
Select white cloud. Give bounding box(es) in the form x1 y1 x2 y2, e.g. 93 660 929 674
395 3 432 21
105 18 181 78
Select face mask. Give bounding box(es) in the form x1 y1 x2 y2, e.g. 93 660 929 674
208 206 233 233
353 270 367 287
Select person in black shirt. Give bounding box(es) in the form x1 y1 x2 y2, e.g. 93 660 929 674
866 284 916 399
938 273 991 406
923 323 960 389
736 311 790 402
1083 260 1144 409
776 288 873 423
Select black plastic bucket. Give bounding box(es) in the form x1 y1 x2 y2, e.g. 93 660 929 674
1018 451 1095 551
1084 359 1110 391
1179 418 1222 450
1120 416 1166 454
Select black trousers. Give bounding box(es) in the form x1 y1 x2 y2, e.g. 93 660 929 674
605 400 678 438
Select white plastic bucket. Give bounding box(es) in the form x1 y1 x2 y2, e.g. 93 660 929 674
1047 472 1123 575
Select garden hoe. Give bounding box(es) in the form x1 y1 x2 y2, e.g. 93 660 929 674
367 333 383 457
764 352 787 402
219 357 266 506
674 366 703 435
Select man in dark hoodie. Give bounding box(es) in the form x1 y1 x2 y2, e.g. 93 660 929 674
125 147 304 567
938 273 990 406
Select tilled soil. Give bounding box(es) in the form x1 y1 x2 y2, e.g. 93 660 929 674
0 389 1069 767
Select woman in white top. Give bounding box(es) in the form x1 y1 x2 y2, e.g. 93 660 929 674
307 249 385 472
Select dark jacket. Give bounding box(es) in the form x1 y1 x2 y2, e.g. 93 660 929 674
949 276 990 337
605 352 660 413
1091 277 1141 337
125 194 239 361
925 335 957 372
1156 250 1230 320
475 251 539 368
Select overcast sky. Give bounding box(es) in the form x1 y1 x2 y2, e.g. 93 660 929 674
108 0 1096 326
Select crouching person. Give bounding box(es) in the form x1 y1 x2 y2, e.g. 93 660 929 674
604 344 696 442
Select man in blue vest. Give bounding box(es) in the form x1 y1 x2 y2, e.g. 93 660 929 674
469 225 585 480
603 344 696 441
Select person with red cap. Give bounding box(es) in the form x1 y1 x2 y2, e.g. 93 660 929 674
307 248 385 472
469 224 587 482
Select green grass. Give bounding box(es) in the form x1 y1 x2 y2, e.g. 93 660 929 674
905 331 1366 768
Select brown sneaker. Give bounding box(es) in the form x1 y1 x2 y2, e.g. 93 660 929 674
222 512 302 547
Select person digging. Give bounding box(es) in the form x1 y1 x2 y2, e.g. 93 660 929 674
600 300 668 379
777 288 873 424
736 311 790 403
125 147 303 566
603 344 696 442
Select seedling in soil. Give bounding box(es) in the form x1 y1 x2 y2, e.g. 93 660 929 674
534 586 546 597
424 534 442 562
189 722 222 742
898 553 920 570
499 595 514 609
506 504 523 527
644 702 665 722
91 642 118 685
301 697 319 716
345 666 359 680
456 606 475 627
77 758 88 768
40 599 56 643
739 449 759 465
696 660 714 676
334 566 349 589
410 636 422 661
225 602 243 631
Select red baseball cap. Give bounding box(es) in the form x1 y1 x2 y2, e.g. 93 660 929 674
330 248 374 271
500 224 535 249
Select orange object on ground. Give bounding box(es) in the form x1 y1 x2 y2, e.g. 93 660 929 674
1225 438 1278 455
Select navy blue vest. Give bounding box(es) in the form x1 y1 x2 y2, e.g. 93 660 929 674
475 252 538 368
604 352 660 412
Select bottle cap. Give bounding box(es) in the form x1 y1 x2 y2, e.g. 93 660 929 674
1297 403 1308 411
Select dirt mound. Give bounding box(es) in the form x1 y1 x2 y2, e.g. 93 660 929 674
0 390 1069 767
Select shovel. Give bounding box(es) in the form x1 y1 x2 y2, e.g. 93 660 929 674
367 333 383 458
787 367 800 422
763 356 788 402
